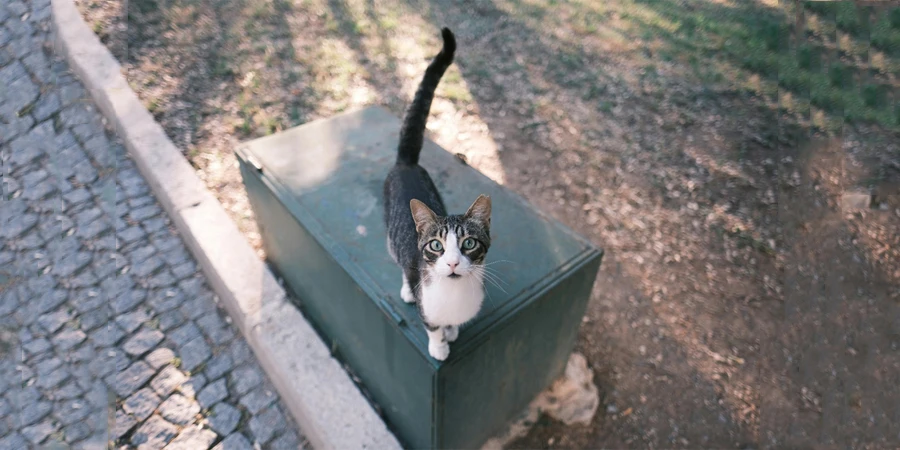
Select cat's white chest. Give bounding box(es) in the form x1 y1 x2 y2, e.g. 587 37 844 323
420 275 484 327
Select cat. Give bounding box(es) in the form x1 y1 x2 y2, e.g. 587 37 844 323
382 27 492 361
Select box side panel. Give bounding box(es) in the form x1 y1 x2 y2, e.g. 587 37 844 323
239 162 434 449
439 254 602 449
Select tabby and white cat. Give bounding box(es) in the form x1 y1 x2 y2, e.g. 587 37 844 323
382 28 492 361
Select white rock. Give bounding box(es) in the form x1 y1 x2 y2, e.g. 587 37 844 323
481 353 599 450
841 191 871 211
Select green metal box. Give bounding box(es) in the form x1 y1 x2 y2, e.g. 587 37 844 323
235 106 602 449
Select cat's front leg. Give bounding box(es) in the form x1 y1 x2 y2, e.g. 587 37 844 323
400 274 416 304
426 323 449 360
443 325 458 342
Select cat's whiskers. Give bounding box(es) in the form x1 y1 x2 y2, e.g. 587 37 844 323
474 265 506 285
472 266 508 295
479 266 509 287
482 259 515 267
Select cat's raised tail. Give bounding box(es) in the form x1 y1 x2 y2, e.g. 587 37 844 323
395 27 456 166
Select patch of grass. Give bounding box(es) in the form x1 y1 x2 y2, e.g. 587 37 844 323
627 0 900 131
146 98 160 113
439 69 473 103
492 0 899 132
379 13 399 31
250 0 274 20
211 58 234 79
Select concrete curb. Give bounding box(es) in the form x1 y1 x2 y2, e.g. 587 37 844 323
50 1 402 448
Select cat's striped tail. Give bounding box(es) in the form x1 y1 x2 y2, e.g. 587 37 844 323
396 27 456 166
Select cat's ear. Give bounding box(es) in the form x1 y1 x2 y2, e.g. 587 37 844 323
464 194 491 226
410 199 438 234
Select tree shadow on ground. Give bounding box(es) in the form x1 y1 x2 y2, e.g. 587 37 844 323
394 0 900 447
107 0 900 446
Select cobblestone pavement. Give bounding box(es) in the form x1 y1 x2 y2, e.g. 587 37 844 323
0 0 308 448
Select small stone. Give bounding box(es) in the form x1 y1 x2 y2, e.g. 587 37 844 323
841 191 872 211
239 388 275 415
53 399 91 426
127 245 157 266
179 374 206 399
147 289 184 314
230 367 262 396
146 347 177 369
152 236 180 254
131 256 164 278
158 394 200 425
113 411 138 440
32 91 61 122
171 261 197 280
63 421 92 443
116 361 156 398
89 323 125 348
179 336 212 372
116 308 150 333
37 310 72 334
23 337 51 355
111 289 148 314
206 327 235 346
52 251 92 277
225 340 252 365
130 415 178 448
165 426 217 450
19 401 52 427
34 355 62 377
157 310 186 331
249 406 287 444
269 430 303 450
118 226 145 244
147 270 177 288
52 327 86 351
123 388 162 421
178 278 205 297
55 381 84 400
179 294 217 320
169 322 201 348
196 314 226 336
21 419 56 444
78 308 107 331
203 354 234 381
207 403 241 435
197 379 227 409
0 434 28 450
2 213 38 239
150 366 187 397
212 433 253 450
36 364 69 389
123 327 165 357
130 204 161 222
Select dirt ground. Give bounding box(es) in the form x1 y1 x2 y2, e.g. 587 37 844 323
78 0 900 447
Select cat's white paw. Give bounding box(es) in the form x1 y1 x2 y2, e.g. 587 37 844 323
444 325 459 342
429 340 450 361
400 282 416 304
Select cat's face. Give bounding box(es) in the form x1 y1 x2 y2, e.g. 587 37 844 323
410 195 491 280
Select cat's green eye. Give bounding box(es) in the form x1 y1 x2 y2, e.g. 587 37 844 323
462 238 476 250
428 240 443 252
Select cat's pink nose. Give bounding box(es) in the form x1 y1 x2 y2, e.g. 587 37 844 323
447 261 458 271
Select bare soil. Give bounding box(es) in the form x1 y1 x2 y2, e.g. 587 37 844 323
78 0 900 447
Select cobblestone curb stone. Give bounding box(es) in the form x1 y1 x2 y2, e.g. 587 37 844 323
49 0 402 448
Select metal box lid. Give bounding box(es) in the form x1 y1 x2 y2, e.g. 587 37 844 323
236 106 601 363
